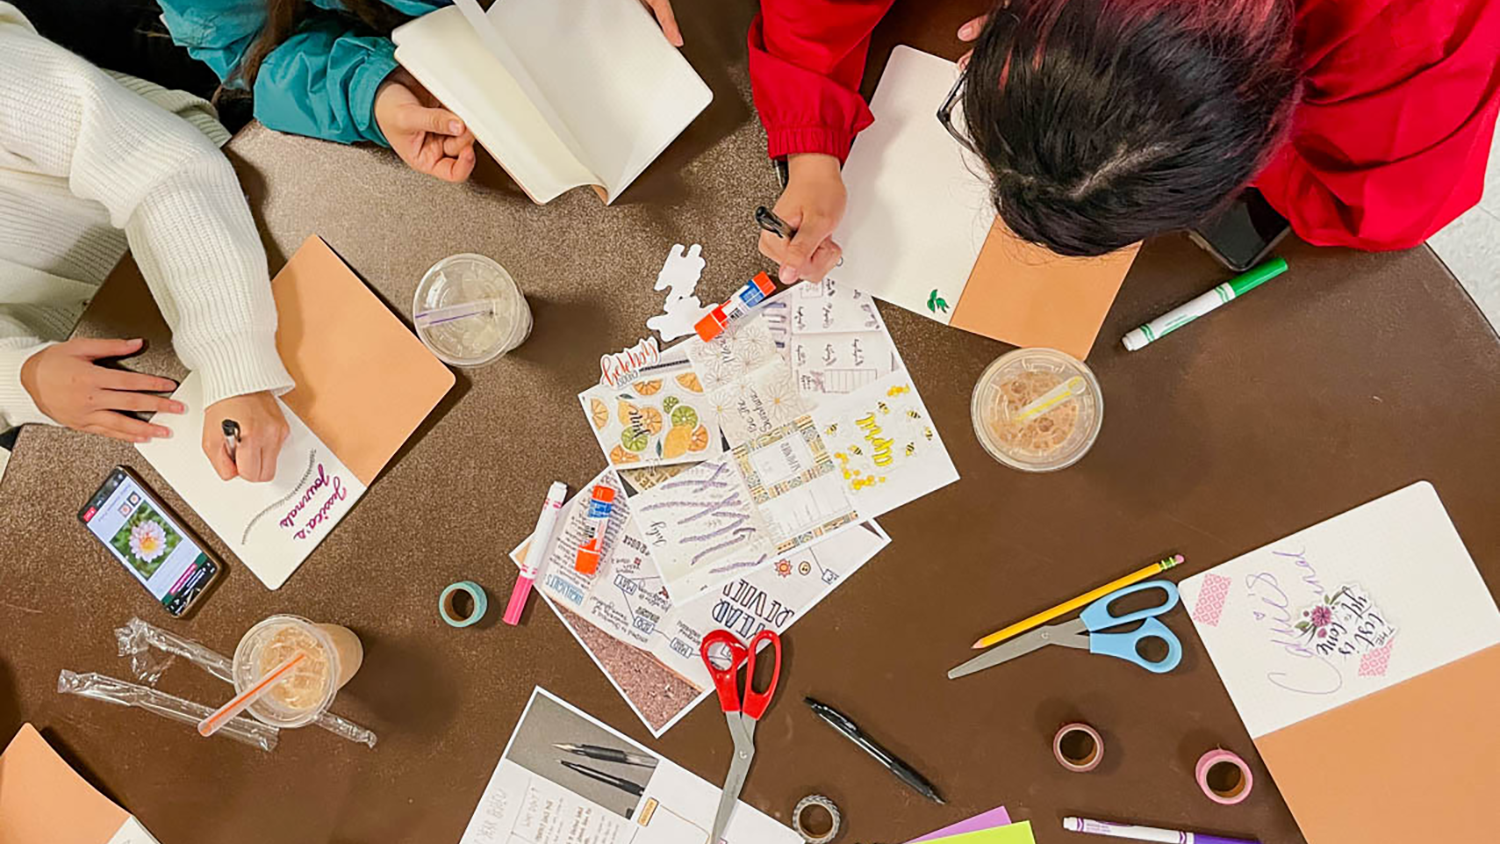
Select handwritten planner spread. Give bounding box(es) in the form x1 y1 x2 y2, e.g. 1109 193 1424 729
1181 482 1500 843
137 373 365 590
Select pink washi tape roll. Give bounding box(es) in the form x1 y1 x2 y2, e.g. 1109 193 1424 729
1053 723 1104 772
1196 749 1254 804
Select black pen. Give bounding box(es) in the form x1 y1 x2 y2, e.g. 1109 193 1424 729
222 419 240 461
554 743 658 768
560 761 645 797
755 205 796 239
805 697 945 804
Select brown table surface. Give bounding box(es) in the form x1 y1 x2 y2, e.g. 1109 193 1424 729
4 2 1500 843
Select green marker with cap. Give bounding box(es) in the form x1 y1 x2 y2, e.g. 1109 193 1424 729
1122 257 1289 351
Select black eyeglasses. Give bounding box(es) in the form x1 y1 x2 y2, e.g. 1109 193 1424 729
936 71 976 156
937 11 1020 157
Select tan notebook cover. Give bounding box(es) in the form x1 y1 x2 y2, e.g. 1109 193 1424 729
1255 645 1500 842
0 724 131 844
273 236 455 486
952 222 1140 358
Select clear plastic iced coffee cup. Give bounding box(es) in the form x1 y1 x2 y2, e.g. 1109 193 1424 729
232 615 363 728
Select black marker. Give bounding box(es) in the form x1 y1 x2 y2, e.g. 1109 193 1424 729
755 205 796 240
805 697 945 804
221 419 240 461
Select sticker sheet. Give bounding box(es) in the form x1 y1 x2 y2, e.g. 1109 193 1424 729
686 317 810 447
809 370 960 520
766 278 902 397
629 455 777 602
579 363 722 468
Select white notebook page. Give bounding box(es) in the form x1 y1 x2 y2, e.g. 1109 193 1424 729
490 0 712 201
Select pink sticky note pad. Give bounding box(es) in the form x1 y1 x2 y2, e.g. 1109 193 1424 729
906 806 1012 842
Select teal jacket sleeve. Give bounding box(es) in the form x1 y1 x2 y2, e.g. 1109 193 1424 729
157 0 398 146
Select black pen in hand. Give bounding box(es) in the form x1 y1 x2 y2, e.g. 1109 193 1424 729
755 205 796 240
805 697 945 804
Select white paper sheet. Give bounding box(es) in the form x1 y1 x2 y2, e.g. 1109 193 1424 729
135 372 366 590
686 317 810 448
828 46 995 322
1179 481 1500 738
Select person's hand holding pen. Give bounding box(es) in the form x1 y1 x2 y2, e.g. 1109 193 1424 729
759 153 847 285
202 393 288 483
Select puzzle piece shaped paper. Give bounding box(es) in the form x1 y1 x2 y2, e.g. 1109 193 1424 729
646 243 713 341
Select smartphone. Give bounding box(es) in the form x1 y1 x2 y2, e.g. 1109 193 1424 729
78 466 221 617
1188 188 1291 272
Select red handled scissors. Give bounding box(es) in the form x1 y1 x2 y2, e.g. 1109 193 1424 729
700 628 782 844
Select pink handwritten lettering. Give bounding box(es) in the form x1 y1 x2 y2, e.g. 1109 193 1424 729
283 465 348 541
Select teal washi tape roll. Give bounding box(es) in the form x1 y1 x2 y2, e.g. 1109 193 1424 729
439 581 487 628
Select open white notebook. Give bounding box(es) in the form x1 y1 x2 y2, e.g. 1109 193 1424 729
392 0 712 204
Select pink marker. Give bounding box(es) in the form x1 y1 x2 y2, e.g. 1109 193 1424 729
505 481 567 625
572 485 617 575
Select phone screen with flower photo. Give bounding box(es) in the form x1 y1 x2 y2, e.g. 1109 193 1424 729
78 466 219 617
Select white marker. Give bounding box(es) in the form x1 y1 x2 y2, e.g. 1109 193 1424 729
504 481 567 625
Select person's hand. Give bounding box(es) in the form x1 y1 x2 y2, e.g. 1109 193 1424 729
639 0 683 46
374 69 476 183
202 392 288 483
759 153 847 285
19 338 179 443
957 14 988 69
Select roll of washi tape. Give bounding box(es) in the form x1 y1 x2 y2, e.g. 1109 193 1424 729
1053 723 1104 772
792 794 841 844
439 581 488 628
1196 749 1254 805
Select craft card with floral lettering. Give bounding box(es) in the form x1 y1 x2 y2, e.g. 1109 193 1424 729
686 315 810 447
579 363 723 468
809 371 959 520
1180 482 1500 844
136 372 366 590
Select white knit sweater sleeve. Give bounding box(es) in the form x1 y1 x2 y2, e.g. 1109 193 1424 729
0 12 293 412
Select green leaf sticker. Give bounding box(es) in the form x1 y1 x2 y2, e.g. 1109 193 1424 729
926 289 949 314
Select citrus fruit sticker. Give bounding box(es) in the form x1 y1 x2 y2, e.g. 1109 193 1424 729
662 425 691 459
662 396 680 414
620 425 650 452
617 400 638 426
688 425 709 452
671 405 698 429
640 406 663 435
589 398 608 430
635 379 663 395
609 445 641 464
675 372 703 393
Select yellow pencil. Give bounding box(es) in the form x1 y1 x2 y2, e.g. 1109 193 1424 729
970 554 1185 649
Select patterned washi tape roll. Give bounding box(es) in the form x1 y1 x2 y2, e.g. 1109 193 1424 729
792 794 842 844
1197 748 1254 804
439 581 488 628
1053 723 1104 772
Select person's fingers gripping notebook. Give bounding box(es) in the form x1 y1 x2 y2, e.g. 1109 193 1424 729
828 46 1139 359
137 236 455 590
391 0 712 205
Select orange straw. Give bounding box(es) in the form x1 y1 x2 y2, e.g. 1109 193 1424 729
197 652 307 737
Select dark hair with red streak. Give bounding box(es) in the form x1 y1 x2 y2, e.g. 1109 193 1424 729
961 0 1301 257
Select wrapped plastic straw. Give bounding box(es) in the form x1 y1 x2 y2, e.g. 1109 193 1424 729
115 617 378 748
58 670 279 752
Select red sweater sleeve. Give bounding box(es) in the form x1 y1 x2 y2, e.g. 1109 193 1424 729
748 0 896 162
1253 0 1500 250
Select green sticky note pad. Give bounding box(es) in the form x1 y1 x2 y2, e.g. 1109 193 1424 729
925 821 1035 844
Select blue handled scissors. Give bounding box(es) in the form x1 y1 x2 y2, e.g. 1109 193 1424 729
947 580 1183 679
